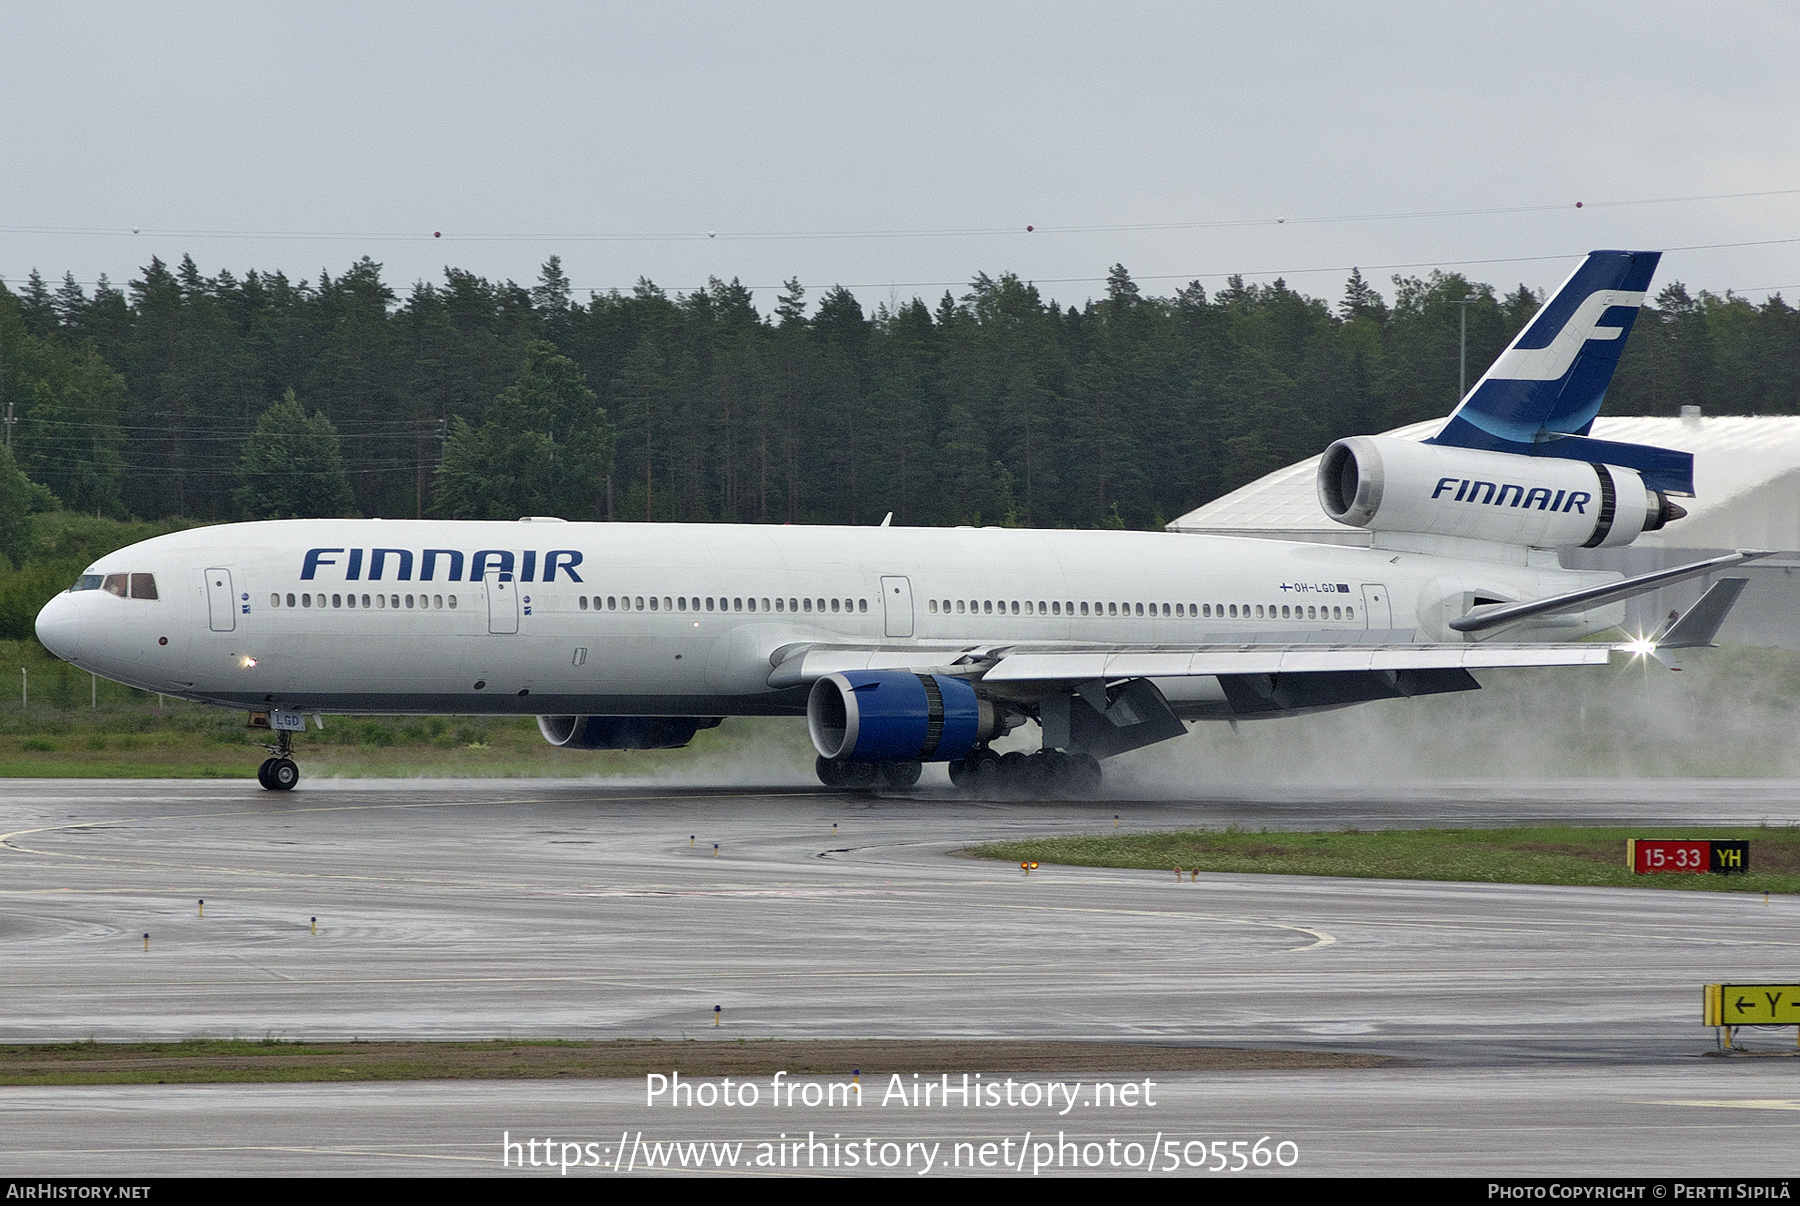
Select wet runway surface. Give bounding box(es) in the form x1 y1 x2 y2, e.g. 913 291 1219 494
3 776 1798 1176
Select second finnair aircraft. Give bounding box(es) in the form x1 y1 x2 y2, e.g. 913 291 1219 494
35 250 1760 792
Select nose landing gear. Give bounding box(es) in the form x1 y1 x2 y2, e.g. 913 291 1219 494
257 754 300 791
251 719 302 792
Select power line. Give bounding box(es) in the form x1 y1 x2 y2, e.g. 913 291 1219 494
2 185 1798 245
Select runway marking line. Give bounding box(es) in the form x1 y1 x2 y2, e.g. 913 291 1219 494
1648 1099 1800 1112
973 901 1335 951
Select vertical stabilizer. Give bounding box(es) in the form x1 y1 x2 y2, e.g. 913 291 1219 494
1429 250 1692 495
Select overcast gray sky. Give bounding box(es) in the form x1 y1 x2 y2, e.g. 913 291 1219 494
6 2 1799 315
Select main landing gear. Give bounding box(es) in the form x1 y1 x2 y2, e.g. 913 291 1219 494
813 748 1102 797
947 747 1101 798
815 756 921 789
255 727 301 792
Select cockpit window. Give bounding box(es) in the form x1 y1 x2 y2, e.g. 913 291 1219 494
89 573 158 599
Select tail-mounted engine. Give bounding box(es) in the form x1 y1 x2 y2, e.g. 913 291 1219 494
1318 435 1684 550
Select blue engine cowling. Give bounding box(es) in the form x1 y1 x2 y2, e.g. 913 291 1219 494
807 671 993 762
538 715 722 750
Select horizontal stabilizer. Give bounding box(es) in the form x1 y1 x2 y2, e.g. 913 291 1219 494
1449 551 1767 635
1430 425 1694 496
1499 433 1692 496
1653 576 1749 649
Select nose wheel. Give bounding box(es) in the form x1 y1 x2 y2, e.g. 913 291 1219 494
257 757 300 791
255 725 302 791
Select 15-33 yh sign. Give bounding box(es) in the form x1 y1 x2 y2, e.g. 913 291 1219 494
1627 838 1748 874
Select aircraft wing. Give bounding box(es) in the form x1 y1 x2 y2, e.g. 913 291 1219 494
767 639 1610 690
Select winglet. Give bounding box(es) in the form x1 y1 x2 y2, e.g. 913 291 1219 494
1647 577 1750 665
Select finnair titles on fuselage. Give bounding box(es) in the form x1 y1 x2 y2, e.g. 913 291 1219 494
36 251 1759 792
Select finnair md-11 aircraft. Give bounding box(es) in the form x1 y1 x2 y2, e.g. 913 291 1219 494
35 251 1758 792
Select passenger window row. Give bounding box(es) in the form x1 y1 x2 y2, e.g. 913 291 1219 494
252 590 1350 621
71 573 158 600
271 592 456 611
925 598 1355 621
575 595 869 615
1207 603 1354 621
931 599 1207 617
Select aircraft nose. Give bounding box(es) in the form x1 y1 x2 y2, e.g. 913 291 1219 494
34 592 80 661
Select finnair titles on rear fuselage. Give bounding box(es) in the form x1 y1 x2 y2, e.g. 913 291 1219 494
35 251 1757 792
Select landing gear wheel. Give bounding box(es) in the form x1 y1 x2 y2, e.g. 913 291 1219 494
971 749 1003 793
267 758 300 792
877 760 922 788
256 757 276 789
996 751 1032 796
840 760 879 789
1069 753 1102 797
816 756 881 790
950 747 1000 793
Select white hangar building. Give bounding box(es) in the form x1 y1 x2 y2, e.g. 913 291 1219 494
1169 410 1800 647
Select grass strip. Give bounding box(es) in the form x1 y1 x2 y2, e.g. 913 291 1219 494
0 1039 1390 1086
968 825 1800 894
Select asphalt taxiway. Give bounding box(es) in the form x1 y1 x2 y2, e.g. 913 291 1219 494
3 776 1798 1176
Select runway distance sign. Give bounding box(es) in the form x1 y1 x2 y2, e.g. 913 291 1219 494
1627 838 1748 874
1704 983 1800 1026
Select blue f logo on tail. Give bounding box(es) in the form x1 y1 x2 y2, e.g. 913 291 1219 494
1429 250 1692 495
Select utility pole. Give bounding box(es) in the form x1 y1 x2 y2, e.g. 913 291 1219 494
1457 293 1480 404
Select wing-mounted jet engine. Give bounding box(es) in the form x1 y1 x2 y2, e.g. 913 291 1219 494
805 670 1021 789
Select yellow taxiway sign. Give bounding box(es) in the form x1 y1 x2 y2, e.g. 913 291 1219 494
1705 983 1800 1026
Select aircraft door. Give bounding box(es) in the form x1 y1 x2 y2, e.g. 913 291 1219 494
205 568 236 633
485 572 519 634
880 575 914 638
1361 583 1391 628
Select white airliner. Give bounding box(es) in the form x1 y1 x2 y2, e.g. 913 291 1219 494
34 251 1759 792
